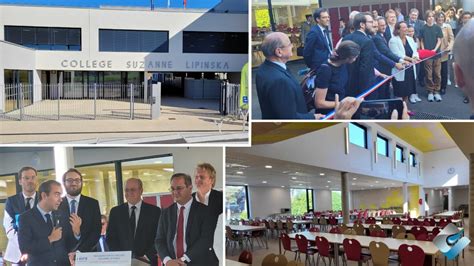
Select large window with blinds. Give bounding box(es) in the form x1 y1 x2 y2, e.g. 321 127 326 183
183 31 248 54
4 26 81 50
99 29 169 53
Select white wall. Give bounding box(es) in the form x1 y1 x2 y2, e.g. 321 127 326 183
0 147 224 189
248 186 290 218
352 188 403 210
315 190 332 211
244 123 424 185
0 5 247 73
425 188 445 215
453 186 469 210
422 147 469 188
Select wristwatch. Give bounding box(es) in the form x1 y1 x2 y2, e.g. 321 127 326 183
180 257 188 263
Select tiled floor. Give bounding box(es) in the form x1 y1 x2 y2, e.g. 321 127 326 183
226 218 473 266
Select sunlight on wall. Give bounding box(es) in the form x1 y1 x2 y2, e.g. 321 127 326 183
442 174 459 187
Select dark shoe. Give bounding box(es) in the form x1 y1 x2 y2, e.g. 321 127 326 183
440 89 446 95
464 97 470 104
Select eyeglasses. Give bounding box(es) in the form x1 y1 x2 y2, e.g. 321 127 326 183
169 186 187 192
65 179 82 184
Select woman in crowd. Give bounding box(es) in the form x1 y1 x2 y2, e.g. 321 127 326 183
389 21 419 115
313 40 360 114
435 11 455 95
406 24 422 104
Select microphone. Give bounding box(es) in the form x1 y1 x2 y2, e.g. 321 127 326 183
53 213 61 227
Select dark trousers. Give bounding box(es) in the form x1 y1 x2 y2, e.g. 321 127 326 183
377 77 391 99
441 60 448 92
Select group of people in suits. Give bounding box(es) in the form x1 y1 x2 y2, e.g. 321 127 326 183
256 5 474 120
3 162 223 266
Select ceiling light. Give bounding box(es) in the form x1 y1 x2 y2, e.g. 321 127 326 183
320 173 325 176
325 185 329 188
236 171 243 174
154 160 163 164
265 165 272 169
352 183 356 185
375 181 379 183
370 185 374 187
262 181 267 184
244 183 249 185
327 180 331 183
163 168 174 172
291 177 297 180
353 178 357 180
299 184 303 186
281 186 285 188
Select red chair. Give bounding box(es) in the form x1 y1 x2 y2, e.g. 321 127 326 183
437 218 451 228
315 236 338 266
432 227 441 236
365 217 376 224
343 238 371 265
238 250 253 264
309 227 320 232
415 233 429 241
392 217 401 224
295 234 317 265
412 218 421 225
329 217 338 226
410 226 428 238
423 218 436 226
369 230 387 237
280 233 298 260
329 227 342 234
398 244 425 266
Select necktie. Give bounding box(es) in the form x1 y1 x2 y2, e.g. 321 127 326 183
324 29 333 51
70 199 77 214
25 197 32 210
130 206 136 239
45 213 53 231
176 206 185 258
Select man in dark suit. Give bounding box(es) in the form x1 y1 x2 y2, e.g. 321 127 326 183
384 9 397 43
156 173 217 266
303 8 332 70
3 166 39 265
256 32 317 119
58 168 101 252
343 12 379 99
373 17 411 98
18 180 80 266
107 178 161 265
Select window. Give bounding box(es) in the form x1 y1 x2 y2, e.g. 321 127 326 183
99 29 169 53
225 185 249 219
4 26 81 51
331 191 342 211
376 135 389 157
349 123 367 149
396 145 404 162
410 152 416 167
290 188 313 215
183 31 248 54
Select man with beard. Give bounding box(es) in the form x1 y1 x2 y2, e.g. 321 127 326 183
58 168 101 252
107 178 161 265
343 12 379 99
3 166 39 266
18 180 78 266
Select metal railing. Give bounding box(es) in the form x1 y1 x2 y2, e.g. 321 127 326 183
220 81 241 117
1 83 151 121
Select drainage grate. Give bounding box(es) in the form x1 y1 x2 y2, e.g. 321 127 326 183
411 111 456 120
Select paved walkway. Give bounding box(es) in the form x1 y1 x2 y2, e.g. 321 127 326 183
252 60 471 120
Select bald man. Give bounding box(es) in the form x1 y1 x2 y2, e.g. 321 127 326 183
256 32 317 119
453 19 474 119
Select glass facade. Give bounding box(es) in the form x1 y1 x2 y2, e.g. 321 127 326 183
4 26 81 51
252 0 320 66
349 123 368 149
99 29 169 53
396 145 404 162
182 31 248 54
377 135 389 157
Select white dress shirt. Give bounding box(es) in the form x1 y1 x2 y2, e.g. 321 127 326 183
195 190 211 206
128 200 142 235
163 198 193 265
22 192 36 207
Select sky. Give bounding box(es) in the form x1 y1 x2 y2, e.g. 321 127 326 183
0 0 221 9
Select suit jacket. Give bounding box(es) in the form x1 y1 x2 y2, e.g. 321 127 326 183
373 32 402 75
106 202 161 265
155 200 218 266
343 31 377 98
389 36 419 82
192 189 222 227
255 60 314 119
303 25 332 70
58 195 101 252
3 193 39 263
384 25 395 43
18 207 72 266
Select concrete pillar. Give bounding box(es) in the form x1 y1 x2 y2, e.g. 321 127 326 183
468 153 474 250
286 5 293 28
341 172 350 224
33 70 42 102
0 62 4 112
448 187 454 211
54 146 74 192
151 83 161 120
402 182 409 214
418 186 426 217
464 1 474 12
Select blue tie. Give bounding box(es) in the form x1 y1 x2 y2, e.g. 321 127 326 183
45 213 53 230
71 200 77 214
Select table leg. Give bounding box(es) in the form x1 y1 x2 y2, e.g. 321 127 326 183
279 236 282 254
334 242 340 266
265 230 268 249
